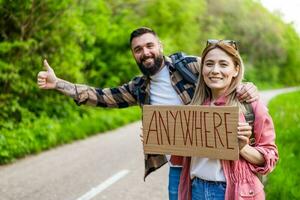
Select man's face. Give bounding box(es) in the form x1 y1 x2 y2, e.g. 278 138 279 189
131 33 164 76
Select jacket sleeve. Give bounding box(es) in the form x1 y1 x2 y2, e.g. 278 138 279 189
73 77 139 108
248 100 279 175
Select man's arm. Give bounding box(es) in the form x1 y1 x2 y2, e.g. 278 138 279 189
55 78 77 99
37 60 91 102
54 79 100 106
37 60 137 107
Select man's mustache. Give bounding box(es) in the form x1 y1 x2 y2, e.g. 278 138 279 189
141 55 154 62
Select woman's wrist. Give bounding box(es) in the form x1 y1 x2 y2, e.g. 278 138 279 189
239 144 250 154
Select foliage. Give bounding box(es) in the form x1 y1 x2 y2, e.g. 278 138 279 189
203 0 300 88
0 0 299 163
266 91 300 199
0 106 141 164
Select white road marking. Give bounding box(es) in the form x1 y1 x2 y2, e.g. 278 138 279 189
76 169 130 200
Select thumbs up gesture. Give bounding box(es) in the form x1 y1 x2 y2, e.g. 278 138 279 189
37 60 58 89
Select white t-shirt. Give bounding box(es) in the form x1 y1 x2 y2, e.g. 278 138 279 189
149 65 183 167
190 157 226 182
150 66 182 105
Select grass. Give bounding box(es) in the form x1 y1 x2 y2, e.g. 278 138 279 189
265 90 300 199
0 106 141 164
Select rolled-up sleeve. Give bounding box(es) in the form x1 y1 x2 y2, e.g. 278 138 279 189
248 100 279 175
74 78 138 108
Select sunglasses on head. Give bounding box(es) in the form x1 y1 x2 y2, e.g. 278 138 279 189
206 39 238 50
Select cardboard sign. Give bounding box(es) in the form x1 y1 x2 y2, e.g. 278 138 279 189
142 105 239 160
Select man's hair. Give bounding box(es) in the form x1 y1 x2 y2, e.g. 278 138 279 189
129 27 157 44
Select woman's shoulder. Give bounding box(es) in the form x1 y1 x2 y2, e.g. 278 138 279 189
250 100 268 114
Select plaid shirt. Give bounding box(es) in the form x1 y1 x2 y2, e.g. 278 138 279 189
74 55 201 179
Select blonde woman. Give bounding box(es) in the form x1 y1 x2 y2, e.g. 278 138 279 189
179 40 278 200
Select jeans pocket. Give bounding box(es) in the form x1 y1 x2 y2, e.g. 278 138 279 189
191 178 198 187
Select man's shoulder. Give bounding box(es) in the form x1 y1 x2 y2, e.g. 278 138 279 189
130 75 148 86
183 54 200 62
167 52 200 79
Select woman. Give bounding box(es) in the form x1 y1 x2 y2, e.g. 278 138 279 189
179 40 278 200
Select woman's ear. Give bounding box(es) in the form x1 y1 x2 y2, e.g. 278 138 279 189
234 64 240 77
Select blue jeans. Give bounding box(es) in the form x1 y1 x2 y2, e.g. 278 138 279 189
168 167 182 200
192 177 226 200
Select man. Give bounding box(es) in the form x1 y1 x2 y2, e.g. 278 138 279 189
37 27 258 199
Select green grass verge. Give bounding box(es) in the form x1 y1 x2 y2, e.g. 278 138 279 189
0 106 141 164
265 90 300 199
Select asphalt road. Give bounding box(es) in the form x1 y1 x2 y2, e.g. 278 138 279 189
0 87 299 200
0 121 168 200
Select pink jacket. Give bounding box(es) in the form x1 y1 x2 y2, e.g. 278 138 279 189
179 97 279 200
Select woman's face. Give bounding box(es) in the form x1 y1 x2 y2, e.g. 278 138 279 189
202 48 239 97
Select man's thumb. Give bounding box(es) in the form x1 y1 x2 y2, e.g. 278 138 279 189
43 59 52 72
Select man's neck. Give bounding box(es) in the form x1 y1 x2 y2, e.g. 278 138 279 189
150 60 166 77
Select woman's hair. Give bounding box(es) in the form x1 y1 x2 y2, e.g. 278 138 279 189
190 41 245 111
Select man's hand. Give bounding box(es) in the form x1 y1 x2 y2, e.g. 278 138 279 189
236 82 259 103
37 60 58 89
237 122 252 150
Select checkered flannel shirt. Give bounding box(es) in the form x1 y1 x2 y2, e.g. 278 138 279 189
74 55 201 179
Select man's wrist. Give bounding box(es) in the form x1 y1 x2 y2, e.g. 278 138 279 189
54 78 59 90
55 78 64 90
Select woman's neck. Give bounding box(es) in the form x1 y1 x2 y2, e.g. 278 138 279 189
211 89 226 101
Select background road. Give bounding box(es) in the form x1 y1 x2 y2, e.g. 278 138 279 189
0 87 298 200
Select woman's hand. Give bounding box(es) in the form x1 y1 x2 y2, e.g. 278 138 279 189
237 122 252 150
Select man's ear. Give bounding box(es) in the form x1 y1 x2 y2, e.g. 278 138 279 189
159 40 163 53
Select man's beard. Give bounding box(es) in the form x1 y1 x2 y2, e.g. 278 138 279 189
137 54 164 76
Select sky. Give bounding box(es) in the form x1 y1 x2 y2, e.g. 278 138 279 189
259 0 300 34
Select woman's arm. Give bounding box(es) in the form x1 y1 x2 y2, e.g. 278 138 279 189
247 100 278 174
237 122 265 166
240 144 265 166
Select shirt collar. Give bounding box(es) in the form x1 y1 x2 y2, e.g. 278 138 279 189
164 56 175 71
203 95 227 106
